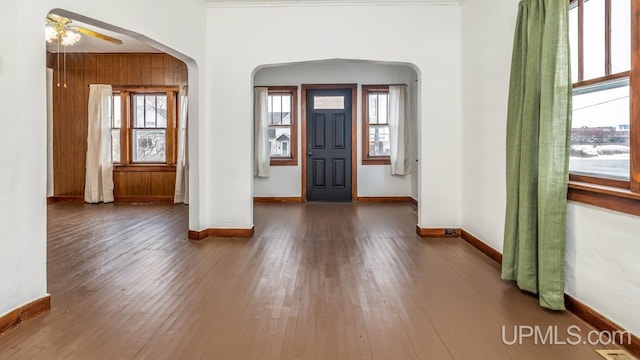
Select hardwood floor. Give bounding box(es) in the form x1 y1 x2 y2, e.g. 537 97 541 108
0 202 621 359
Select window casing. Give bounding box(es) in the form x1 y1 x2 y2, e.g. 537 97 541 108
362 85 391 165
111 87 177 167
567 0 640 217
267 87 298 166
569 0 631 184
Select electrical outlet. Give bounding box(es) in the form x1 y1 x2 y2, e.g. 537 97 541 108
445 228 456 235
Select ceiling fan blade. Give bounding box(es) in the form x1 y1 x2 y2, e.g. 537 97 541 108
47 14 71 25
75 27 123 45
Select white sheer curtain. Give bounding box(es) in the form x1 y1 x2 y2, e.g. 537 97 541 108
84 84 114 203
389 85 412 176
174 85 189 204
254 87 270 177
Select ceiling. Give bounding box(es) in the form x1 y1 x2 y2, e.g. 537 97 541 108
204 0 464 6
205 0 462 4
47 0 460 52
46 15 159 54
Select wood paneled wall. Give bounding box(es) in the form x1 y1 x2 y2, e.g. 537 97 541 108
50 53 187 198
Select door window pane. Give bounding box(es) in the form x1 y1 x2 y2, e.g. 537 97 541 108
570 80 629 180
611 0 631 74
314 96 344 110
583 0 606 80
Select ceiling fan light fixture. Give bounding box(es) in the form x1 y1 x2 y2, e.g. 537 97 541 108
61 30 81 46
45 25 58 43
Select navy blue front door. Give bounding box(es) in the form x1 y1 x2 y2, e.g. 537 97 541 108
306 89 352 202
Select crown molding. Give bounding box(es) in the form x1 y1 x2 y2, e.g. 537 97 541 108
205 0 462 8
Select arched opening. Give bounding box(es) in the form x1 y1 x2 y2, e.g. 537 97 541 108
251 58 421 230
44 8 199 310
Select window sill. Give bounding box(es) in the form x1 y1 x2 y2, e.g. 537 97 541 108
114 164 176 172
568 181 640 217
270 158 298 166
362 157 391 165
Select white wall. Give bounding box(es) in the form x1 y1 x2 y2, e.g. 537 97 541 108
460 0 516 251
209 3 462 229
567 203 640 336
253 60 417 198
0 0 47 318
0 0 206 318
461 0 640 337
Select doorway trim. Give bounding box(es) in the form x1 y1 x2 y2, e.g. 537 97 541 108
301 84 357 202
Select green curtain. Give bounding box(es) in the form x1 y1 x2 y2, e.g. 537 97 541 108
502 0 572 310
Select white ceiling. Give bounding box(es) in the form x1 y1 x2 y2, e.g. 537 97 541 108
206 0 461 4
46 15 160 54
47 0 461 53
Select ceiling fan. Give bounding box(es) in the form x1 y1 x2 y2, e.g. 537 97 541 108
45 14 123 46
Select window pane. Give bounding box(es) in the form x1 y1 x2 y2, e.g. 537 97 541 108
268 95 282 125
145 96 157 128
113 94 121 128
611 0 631 74
282 94 291 112
569 4 579 82
267 94 274 123
570 81 629 180
134 95 145 128
368 125 390 157
133 129 166 162
379 93 388 124
272 95 282 113
368 94 378 124
111 129 120 163
281 95 291 125
269 126 291 157
583 0 606 80
156 95 167 128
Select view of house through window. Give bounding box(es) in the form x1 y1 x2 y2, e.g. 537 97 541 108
266 87 297 165
569 0 631 180
362 85 391 164
110 88 177 166
368 91 390 157
133 93 168 163
268 93 292 157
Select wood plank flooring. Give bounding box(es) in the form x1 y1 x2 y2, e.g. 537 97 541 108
0 202 621 359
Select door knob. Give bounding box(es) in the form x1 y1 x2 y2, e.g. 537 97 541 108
308 151 313 156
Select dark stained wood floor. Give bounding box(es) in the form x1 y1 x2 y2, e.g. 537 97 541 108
0 202 620 359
